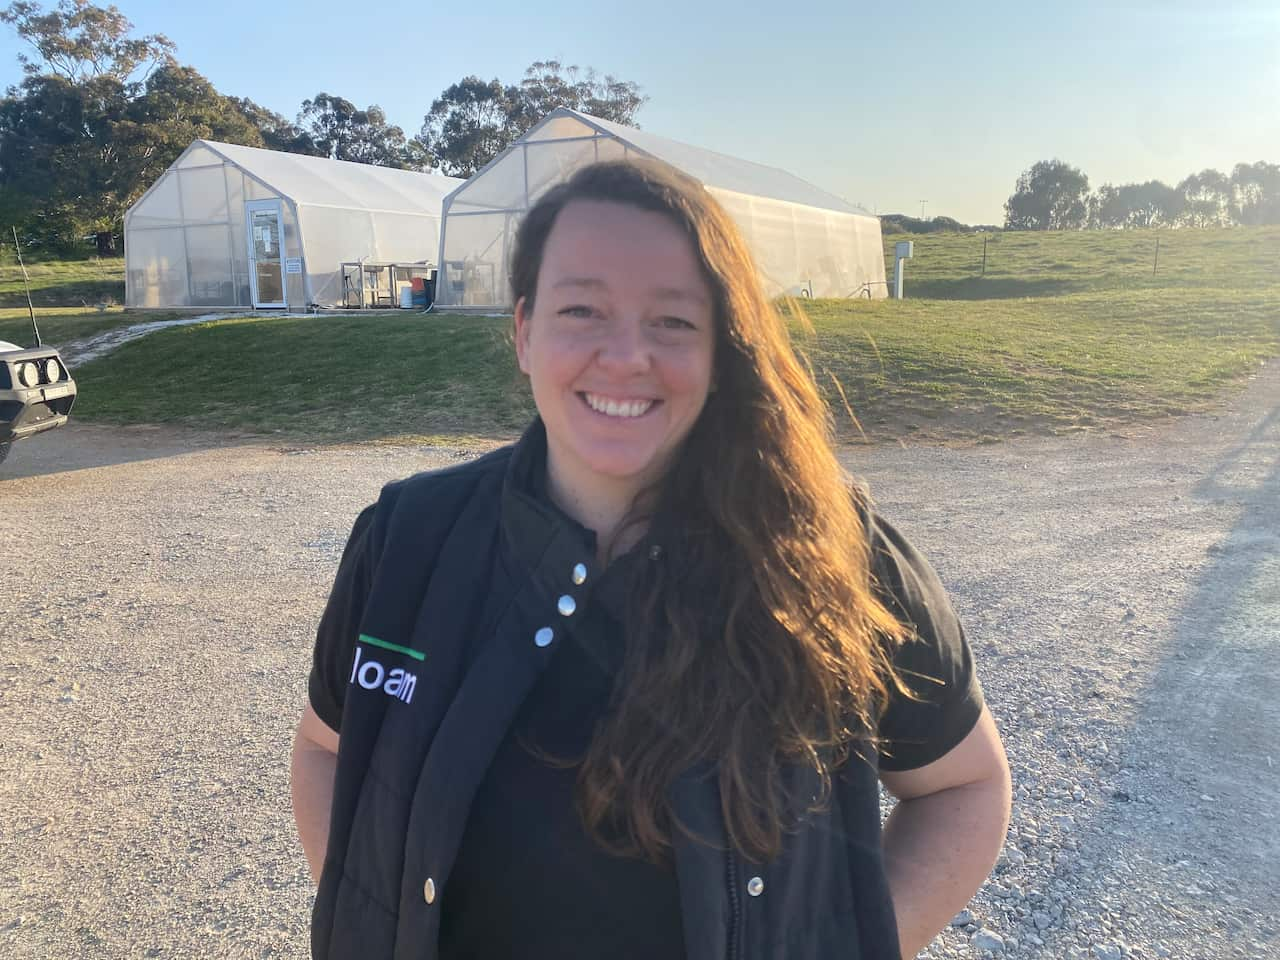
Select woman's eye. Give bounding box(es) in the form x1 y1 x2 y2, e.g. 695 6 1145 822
559 305 596 319
658 316 694 330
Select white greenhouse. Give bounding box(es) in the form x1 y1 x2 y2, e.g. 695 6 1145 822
435 108 886 309
125 140 463 310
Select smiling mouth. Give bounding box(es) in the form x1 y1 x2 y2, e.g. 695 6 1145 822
579 392 658 419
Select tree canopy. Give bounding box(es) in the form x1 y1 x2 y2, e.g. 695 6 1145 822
420 59 646 177
230 97 321 156
0 2 651 254
1088 180 1184 229
1004 160 1090 230
0 0 173 83
0 47 268 252
1230 161 1280 226
1004 160 1279 230
299 93 427 170
0 0 274 251
418 76 524 179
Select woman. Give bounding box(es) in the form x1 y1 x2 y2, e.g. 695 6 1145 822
291 160 1011 960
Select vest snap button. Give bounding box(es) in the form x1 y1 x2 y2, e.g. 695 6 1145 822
572 563 588 585
424 877 436 904
747 876 764 897
534 627 554 647
557 595 576 616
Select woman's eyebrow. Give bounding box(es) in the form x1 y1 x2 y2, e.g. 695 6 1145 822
652 286 709 306
552 277 606 290
552 276 707 306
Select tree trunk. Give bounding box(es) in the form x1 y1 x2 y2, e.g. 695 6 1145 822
95 231 115 256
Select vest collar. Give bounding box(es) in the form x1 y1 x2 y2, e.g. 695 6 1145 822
501 418 597 566
499 418 667 622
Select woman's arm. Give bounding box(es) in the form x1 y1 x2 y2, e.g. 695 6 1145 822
878 706 1012 959
290 702 341 885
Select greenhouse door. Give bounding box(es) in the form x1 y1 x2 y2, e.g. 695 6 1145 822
246 201 287 309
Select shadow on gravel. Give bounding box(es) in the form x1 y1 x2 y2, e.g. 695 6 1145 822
1076 398 1280 941
0 424 232 481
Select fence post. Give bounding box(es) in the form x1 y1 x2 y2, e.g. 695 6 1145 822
1153 237 1160 276
981 235 988 277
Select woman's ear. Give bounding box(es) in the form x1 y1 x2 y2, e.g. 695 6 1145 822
513 296 531 375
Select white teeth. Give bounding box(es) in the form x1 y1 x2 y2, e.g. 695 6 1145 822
584 393 653 418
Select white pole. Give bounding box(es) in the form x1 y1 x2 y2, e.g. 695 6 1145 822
893 240 913 299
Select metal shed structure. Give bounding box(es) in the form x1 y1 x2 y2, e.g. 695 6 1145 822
124 140 463 309
435 108 886 309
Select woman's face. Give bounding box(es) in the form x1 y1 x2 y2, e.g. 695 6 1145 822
515 199 716 503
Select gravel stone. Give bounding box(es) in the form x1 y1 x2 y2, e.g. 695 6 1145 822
973 930 1006 953
2 361 1278 959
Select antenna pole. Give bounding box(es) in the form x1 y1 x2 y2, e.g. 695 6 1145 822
11 226 41 346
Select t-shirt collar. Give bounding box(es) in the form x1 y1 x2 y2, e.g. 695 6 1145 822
500 418 664 622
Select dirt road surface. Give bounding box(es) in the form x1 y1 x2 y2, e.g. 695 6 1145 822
2 364 1276 960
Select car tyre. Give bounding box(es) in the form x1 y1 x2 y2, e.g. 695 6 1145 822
0 441 10 466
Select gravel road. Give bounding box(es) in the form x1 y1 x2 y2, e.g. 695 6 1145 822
1 363 1276 960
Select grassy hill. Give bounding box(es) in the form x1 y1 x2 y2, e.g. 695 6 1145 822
0 257 133 350
0 257 124 309
880 225 1277 299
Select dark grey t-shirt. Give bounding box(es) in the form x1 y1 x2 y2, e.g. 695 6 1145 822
864 508 985 771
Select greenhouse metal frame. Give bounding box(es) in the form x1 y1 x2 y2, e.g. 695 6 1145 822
434 108 886 310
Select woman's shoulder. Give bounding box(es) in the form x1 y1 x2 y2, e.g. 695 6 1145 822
852 491 986 771
852 492 948 616
339 444 517 564
853 493 907 580
374 443 516 516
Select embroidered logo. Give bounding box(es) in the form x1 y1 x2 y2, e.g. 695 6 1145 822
350 634 422 704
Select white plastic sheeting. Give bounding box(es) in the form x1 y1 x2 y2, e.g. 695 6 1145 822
124 140 463 309
436 108 886 309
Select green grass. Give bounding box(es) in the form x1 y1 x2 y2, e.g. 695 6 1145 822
0 306 162 349
880 226 1280 299
0 257 124 309
0 256 136 348
59 225 1280 444
73 313 534 441
794 288 1278 440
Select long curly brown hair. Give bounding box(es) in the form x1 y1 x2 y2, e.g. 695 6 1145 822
510 159 910 864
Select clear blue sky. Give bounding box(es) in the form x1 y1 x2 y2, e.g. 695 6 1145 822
1 0 1276 225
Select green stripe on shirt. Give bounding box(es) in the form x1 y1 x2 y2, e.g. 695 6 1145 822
358 633 426 662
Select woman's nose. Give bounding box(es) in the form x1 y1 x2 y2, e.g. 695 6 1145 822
595 318 649 372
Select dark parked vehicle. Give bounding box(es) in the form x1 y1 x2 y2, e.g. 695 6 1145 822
0 339 77 466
